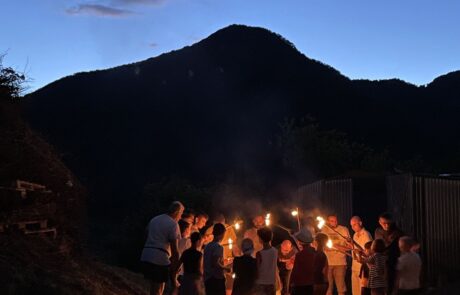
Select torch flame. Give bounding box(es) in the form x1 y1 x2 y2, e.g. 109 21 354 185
291 210 298 217
316 216 325 229
327 239 333 249
232 273 236 279
265 213 271 226
228 238 233 250
235 222 240 230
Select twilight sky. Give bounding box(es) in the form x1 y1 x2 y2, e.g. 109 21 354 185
2 0 460 91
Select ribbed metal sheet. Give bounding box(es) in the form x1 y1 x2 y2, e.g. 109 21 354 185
296 178 353 225
387 174 460 284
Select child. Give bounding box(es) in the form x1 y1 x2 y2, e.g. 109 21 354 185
359 239 387 295
178 232 205 295
396 236 422 295
290 228 316 295
255 227 278 295
232 238 257 295
204 223 229 295
313 233 329 295
359 241 373 295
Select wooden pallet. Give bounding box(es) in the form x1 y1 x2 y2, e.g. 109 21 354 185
15 180 47 192
24 227 57 239
15 219 48 230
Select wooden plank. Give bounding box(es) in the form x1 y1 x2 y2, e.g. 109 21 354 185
24 227 57 239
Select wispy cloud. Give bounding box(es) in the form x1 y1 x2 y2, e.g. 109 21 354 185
114 0 167 6
66 4 134 17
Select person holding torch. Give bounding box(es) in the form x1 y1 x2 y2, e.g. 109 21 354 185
349 216 373 295
320 214 350 295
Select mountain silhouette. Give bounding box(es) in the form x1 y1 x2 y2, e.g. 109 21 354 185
23 24 460 216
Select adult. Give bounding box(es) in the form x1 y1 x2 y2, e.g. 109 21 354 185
278 240 297 295
243 215 265 255
290 228 316 295
350 216 373 295
141 201 185 295
374 212 404 294
192 212 209 234
320 214 350 295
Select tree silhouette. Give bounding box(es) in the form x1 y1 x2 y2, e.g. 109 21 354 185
0 54 26 100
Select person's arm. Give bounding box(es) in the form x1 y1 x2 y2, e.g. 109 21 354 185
322 255 329 282
199 254 204 276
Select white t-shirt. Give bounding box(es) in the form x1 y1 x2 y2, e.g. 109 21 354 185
140 214 181 266
397 252 422 290
352 228 373 271
321 225 350 266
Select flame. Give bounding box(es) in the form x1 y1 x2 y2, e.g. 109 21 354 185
316 216 325 229
232 273 236 279
265 213 271 226
228 238 233 250
235 222 240 230
291 210 298 217
327 239 333 249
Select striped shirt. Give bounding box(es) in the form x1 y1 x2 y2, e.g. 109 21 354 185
363 253 386 289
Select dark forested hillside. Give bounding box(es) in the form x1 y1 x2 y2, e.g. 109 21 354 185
23 24 460 220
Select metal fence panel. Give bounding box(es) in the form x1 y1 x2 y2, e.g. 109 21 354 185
296 178 353 225
387 174 460 284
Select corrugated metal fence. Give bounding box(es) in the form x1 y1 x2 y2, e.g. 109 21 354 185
296 178 353 225
387 174 460 284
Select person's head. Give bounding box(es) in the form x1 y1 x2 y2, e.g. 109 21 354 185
327 214 338 228
212 223 226 242
194 213 209 230
178 219 191 238
241 238 254 256
371 239 386 254
364 240 373 255
202 225 214 245
190 232 203 249
378 212 393 231
257 227 273 244
168 201 185 221
350 216 363 233
280 240 292 255
314 233 329 251
253 215 265 229
295 228 313 247
181 212 195 224
399 236 416 253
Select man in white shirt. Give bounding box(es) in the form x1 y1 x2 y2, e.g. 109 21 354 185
140 201 184 295
243 215 265 255
396 236 422 294
350 216 373 295
321 214 350 295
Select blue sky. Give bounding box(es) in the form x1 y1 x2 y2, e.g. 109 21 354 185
2 0 460 91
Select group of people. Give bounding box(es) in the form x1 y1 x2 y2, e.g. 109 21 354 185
140 202 422 295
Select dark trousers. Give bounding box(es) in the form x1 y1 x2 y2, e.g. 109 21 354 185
279 270 292 295
255 284 276 295
291 285 313 295
205 277 226 295
361 287 371 295
398 289 421 295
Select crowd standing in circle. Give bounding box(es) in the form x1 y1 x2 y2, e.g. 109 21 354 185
140 202 422 295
